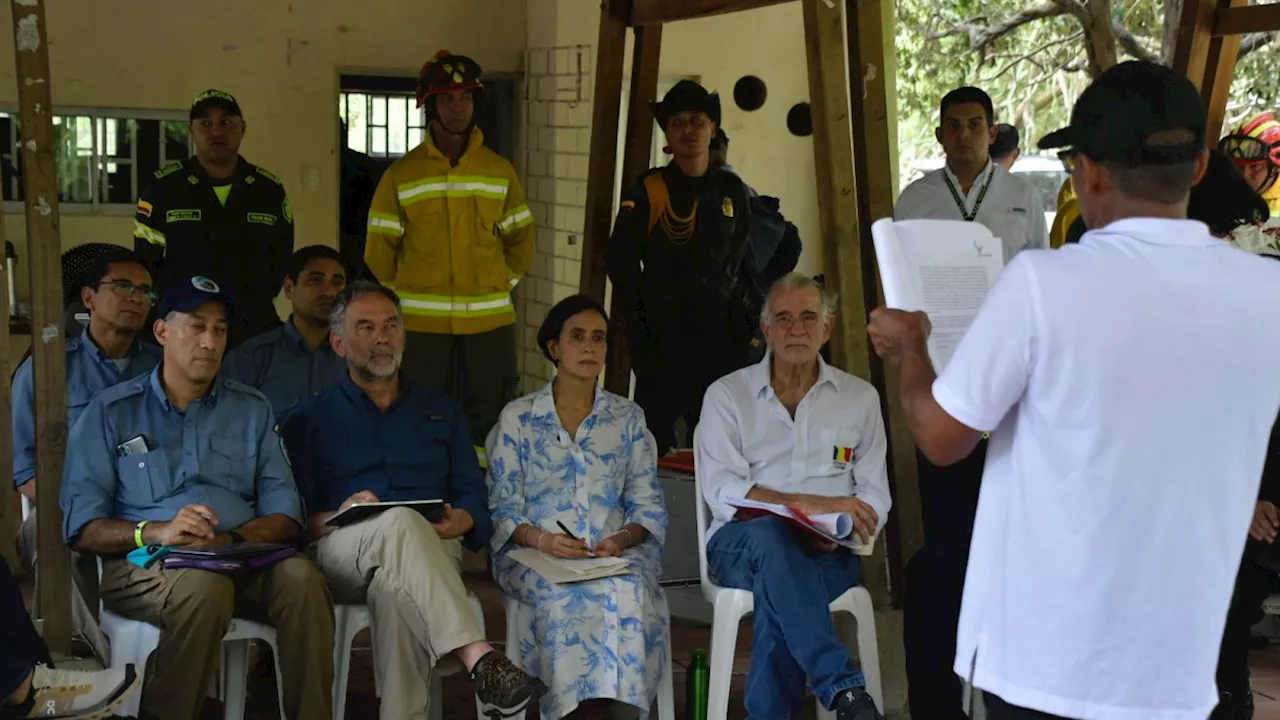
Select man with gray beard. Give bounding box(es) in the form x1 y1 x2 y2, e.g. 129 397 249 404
281 281 546 720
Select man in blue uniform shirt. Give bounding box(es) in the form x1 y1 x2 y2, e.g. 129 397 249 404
282 280 545 720
223 244 350 425
59 275 334 720
11 246 160 655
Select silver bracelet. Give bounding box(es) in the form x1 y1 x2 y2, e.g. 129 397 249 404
537 530 550 553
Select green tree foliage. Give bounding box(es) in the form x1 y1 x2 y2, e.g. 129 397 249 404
894 0 1280 178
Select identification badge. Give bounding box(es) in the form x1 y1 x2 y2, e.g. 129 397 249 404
117 435 150 457
167 209 201 222
247 212 277 226
832 445 854 470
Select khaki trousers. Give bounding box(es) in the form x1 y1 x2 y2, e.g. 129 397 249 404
314 507 485 720
99 554 334 720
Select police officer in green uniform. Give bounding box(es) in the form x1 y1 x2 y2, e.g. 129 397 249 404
133 89 294 349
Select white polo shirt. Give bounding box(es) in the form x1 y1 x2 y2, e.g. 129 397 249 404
696 353 892 541
933 218 1280 720
895 160 1048 263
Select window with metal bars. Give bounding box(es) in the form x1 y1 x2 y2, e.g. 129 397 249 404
0 108 192 214
340 91 426 159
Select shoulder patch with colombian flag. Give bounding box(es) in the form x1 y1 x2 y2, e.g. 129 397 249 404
136 200 153 218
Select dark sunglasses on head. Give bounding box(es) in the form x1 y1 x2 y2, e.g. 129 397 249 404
93 279 158 305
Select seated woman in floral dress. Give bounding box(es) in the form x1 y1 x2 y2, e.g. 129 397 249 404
486 294 669 720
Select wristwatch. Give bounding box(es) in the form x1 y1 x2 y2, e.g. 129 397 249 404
228 530 245 545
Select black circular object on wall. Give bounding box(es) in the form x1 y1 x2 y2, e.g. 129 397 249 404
787 103 813 137
733 76 768 111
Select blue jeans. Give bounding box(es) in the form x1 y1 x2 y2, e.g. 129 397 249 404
706 516 865 720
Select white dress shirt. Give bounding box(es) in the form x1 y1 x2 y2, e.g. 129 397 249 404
895 160 1048 263
934 218 1280 720
696 353 891 542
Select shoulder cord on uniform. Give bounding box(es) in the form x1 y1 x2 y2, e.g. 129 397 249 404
659 198 698 245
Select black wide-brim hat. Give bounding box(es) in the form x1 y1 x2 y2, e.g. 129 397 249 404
650 80 721 129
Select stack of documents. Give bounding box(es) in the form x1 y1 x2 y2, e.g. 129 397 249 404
506 547 634 583
730 498 875 556
871 218 1006 372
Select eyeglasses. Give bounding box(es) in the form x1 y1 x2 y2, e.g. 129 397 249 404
771 312 821 330
1219 134 1280 166
1058 150 1079 174
94 279 158 305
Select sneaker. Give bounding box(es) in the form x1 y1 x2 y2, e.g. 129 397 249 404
16 663 140 719
470 650 547 718
834 688 884 720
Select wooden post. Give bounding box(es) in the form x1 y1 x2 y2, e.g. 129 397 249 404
579 0 631 304
847 0 920 603
1172 0 1246 142
804 0 898 599
603 23 663 396
12 0 71 653
1201 0 1247 140
0 220 18 576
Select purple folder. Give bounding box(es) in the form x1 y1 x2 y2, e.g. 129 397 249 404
161 543 298 574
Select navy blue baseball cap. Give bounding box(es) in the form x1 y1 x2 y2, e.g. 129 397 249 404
158 275 233 318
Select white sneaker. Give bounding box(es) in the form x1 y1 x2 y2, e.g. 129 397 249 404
18 663 139 719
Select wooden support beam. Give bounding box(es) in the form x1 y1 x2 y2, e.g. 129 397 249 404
1214 3 1280 36
603 23 663 396
578 0 630 304
847 0 919 604
11 0 71 653
1173 0 1247 143
0 218 17 576
631 0 793 26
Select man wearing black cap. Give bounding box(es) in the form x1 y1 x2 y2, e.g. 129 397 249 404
990 123 1020 170
606 80 800 453
134 89 295 350
868 60 1280 719
61 274 334 720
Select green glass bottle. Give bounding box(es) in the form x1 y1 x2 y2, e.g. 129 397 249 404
687 648 709 720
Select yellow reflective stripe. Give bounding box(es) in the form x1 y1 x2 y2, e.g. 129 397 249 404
367 212 403 236
475 446 487 470
508 274 521 289
396 176 510 204
134 221 166 247
497 204 534 232
396 291 513 318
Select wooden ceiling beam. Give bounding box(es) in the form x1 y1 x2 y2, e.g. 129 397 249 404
630 0 795 26
1213 3 1280 37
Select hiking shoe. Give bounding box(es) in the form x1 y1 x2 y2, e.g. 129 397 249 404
834 687 884 720
16 663 139 719
470 650 547 718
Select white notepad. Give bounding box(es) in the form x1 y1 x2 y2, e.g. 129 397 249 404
505 547 634 584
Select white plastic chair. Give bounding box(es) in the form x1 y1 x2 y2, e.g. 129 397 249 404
692 431 883 720
502 593 676 719
95 558 286 720
332 594 486 720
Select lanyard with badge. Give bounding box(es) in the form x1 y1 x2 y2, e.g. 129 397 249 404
942 168 994 222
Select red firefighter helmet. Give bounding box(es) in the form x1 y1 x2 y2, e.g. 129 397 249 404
415 50 484 109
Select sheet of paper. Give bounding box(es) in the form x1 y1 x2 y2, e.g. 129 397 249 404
506 547 634 584
872 218 1006 372
728 498 873 556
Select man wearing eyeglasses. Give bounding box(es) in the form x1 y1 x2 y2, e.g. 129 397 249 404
696 272 890 720
134 89 294 350
10 245 161 657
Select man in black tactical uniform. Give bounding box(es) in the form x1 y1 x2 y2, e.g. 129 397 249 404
134 89 294 349
606 80 800 453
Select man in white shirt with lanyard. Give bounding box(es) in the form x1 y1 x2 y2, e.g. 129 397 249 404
893 85 1047 720
868 60 1280 720
697 273 891 720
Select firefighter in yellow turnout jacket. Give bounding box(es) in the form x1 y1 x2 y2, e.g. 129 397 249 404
365 50 534 458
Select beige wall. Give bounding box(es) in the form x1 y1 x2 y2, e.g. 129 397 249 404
0 0 526 303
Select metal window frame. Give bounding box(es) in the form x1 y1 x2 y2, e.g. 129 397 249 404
1 106 190 216
339 90 425 160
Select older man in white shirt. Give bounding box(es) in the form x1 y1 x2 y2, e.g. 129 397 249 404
697 272 890 720
893 84 1047 720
